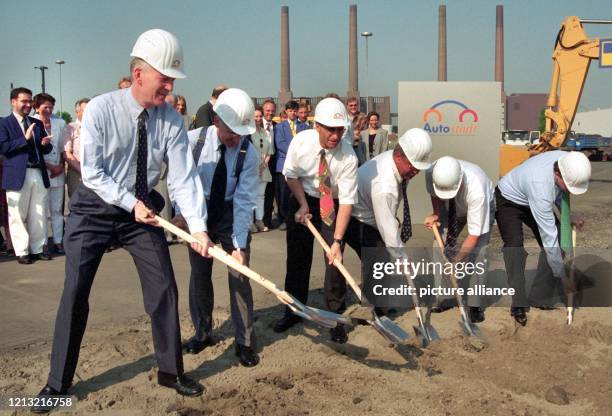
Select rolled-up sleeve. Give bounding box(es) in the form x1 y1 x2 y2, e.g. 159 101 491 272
337 154 358 204
232 145 259 249
166 124 207 233
80 101 137 212
282 139 301 179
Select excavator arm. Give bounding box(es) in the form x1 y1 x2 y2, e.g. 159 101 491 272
499 17 611 176
530 16 605 155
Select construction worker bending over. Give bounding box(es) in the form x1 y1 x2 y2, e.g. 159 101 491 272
175 88 260 368
495 151 590 326
424 157 495 323
273 98 358 344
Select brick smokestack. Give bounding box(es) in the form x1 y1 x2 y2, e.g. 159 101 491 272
495 5 504 92
438 5 447 81
347 4 359 98
278 5 293 107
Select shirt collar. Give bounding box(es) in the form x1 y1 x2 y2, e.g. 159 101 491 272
391 156 402 183
13 112 25 123
125 87 150 122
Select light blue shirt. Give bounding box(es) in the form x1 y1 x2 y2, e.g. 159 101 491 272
188 126 259 249
80 87 207 233
498 150 566 277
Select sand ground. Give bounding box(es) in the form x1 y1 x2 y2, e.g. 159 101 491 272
1 163 611 416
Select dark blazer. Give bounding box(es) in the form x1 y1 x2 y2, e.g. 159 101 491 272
193 101 215 129
0 114 52 190
274 119 309 173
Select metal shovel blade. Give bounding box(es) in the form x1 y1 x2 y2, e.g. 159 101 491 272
307 306 354 326
343 303 376 321
413 322 441 348
458 316 487 345
371 315 410 344
286 304 337 328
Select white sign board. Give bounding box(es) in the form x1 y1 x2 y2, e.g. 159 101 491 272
398 81 502 223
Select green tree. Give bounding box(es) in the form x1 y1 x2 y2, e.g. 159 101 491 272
538 107 546 133
55 111 72 124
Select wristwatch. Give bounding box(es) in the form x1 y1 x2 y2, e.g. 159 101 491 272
333 238 345 248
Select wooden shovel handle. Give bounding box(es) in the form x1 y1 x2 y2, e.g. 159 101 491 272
431 223 470 321
155 215 289 303
304 217 363 300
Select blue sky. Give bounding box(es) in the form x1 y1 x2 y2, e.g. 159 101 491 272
1 0 611 118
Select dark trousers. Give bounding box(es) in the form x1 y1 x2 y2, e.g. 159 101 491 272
283 194 346 315
263 178 276 227
275 172 290 224
188 202 254 346
47 186 183 391
495 187 557 307
343 216 386 257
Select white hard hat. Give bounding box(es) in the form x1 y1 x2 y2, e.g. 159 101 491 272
314 98 350 128
558 151 591 195
213 88 256 136
432 156 463 199
398 128 433 170
131 29 186 79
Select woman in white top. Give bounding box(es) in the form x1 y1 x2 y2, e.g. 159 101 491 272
251 107 274 232
33 93 67 254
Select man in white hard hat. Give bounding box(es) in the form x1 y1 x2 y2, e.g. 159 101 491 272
174 88 260 367
32 29 212 412
423 156 495 323
346 128 431 310
273 97 358 344
496 150 590 326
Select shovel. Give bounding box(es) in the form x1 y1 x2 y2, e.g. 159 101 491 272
567 226 577 325
304 217 410 344
432 223 487 344
155 216 352 329
402 262 441 348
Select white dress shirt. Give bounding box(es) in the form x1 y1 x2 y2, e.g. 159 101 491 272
352 150 404 247
426 159 495 236
34 114 66 187
498 150 566 277
188 126 259 249
283 129 358 204
80 87 207 233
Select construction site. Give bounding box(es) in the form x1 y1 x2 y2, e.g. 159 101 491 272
1 2 612 416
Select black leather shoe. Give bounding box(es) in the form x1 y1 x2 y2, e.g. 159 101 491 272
511 307 528 326
182 336 215 354
235 344 259 367
273 315 302 333
55 243 65 255
157 372 204 397
30 385 67 413
32 252 52 261
329 324 348 344
469 307 485 323
17 255 32 265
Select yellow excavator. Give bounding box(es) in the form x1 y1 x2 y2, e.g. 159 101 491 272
499 16 612 176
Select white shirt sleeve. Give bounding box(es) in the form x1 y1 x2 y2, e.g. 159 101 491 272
337 154 358 204
282 139 301 179
80 100 138 212
371 187 403 248
527 189 564 277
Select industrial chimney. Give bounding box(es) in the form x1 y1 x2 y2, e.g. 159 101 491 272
278 5 293 108
347 4 359 99
438 5 447 81
495 5 504 92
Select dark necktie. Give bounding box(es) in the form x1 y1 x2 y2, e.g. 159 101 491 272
135 110 152 209
400 179 412 243
445 199 459 259
208 144 227 226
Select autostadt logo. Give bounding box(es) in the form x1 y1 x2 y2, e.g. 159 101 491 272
422 99 479 135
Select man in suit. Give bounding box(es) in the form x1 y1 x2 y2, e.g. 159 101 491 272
297 103 312 129
0 87 53 264
360 111 389 161
193 84 227 129
261 99 277 229
274 100 309 230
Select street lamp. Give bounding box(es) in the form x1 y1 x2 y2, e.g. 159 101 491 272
34 65 48 93
55 60 65 114
360 32 373 75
